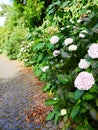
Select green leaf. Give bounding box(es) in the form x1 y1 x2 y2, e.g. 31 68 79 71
95 98 98 107
33 43 45 51
82 93 96 100
46 111 55 121
54 112 60 124
45 99 58 106
60 1 70 8
37 53 44 62
74 89 84 101
71 105 80 119
88 11 95 19
89 85 98 93
43 83 51 92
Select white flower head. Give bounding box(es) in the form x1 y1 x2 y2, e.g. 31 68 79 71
61 109 67 116
78 59 90 69
50 36 59 44
20 48 25 52
88 43 98 59
68 45 77 51
77 19 82 23
53 50 60 57
64 38 73 46
79 33 85 38
66 25 70 28
81 30 88 34
74 71 95 90
87 10 91 14
41 66 49 72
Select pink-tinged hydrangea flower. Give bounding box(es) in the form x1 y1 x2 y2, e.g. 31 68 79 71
64 38 73 46
88 43 98 59
53 50 60 57
41 66 49 72
50 36 59 44
74 72 95 90
68 45 77 51
78 59 90 69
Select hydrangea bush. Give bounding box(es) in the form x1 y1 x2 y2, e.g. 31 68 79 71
29 1 98 129
1 0 98 129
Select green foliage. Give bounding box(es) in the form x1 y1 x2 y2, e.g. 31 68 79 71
0 0 98 129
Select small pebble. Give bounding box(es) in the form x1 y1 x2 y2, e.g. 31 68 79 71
58 121 65 129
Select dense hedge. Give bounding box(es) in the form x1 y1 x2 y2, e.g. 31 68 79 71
0 0 98 129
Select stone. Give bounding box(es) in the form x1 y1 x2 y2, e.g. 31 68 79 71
58 121 65 129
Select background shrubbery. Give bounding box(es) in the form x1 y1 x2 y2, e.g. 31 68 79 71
0 0 98 129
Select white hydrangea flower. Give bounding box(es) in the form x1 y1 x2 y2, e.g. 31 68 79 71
88 43 98 59
53 98 57 100
79 33 85 38
50 36 59 44
87 10 91 14
66 25 70 28
61 109 67 116
77 19 82 23
74 71 95 90
20 48 25 52
78 59 90 69
53 50 60 57
29 41 33 46
64 38 73 46
23 59 28 62
68 45 77 51
81 30 88 34
41 66 49 72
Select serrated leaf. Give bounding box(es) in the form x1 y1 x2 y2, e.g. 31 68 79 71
46 112 55 121
74 89 84 101
71 105 80 119
45 99 58 106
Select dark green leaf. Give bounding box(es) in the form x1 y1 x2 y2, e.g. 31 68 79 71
46 111 55 121
43 83 51 92
82 93 96 100
45 99 58 106
54 112 60 124
71 105 80 119
33 43 45 51
95 98 98 107
74 89 84 101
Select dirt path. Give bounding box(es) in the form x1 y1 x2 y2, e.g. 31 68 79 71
0 55 62 130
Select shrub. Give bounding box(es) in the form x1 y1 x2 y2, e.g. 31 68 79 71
30 0 98 129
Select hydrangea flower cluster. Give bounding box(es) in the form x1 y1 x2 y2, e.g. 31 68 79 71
74 72 95 90
88 43 98 59
68 45 77 51
53 50 60 57
50 36 59 44
78 59 90 69
64 38 73 46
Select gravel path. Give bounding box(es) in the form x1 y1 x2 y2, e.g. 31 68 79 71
0 55 63 130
